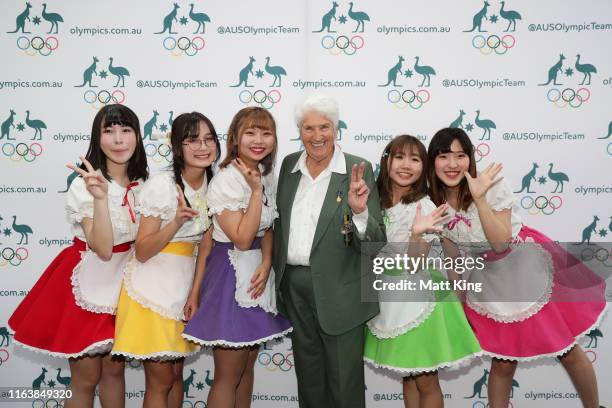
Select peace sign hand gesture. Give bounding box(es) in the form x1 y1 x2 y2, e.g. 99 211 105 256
465 162 503 201
67 156 108 200
173 185 199 227
348 162 370 214
232 158 262 193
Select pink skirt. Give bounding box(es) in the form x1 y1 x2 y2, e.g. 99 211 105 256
464 225 607 360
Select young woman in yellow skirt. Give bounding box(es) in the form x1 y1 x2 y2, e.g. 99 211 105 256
111 112 221 407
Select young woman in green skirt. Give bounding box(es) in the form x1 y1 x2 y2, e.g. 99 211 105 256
364 135 482 408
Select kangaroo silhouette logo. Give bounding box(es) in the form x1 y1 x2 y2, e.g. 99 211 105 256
58 164 80 193
515 163 539 193
383 55 435 109
465 369 489 399
541 52 596 109
7 2 63 56
1 109 45 163
313 2 368 56
449 109 496 140
580 216 600 245
465 1 520 56
181 368 214 405
32 368 47 390
75 56 129 107
231 56 287 109
156 2 209 56
142 109 173 165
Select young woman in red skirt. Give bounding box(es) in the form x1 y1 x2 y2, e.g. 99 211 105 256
8 104 148 408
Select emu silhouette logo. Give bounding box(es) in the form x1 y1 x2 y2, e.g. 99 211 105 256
515 162 569 194
75 56 130 106
313 2 369 56
382 56 436 109
1 109 46 141
464 1 520 56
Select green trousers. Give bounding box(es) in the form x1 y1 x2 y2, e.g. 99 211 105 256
281 265 366 408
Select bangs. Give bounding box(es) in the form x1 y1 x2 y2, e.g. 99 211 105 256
182 116 203 140
241 109 276 133
100 105 137 129
390 139 420 157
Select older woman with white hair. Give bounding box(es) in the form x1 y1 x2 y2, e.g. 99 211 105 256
273 94 386 408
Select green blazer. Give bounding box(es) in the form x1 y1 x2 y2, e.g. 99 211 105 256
273 151 386 335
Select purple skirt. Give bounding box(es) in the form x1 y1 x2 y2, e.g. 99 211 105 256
183 239 292 347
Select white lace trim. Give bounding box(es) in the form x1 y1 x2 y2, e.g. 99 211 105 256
480 302 609 362
466 242 555 323
182 327 293 348
366 301 436 339
123 259 183 321
12 337 113 359
208 203 248 215
364 350 484 375
111 349 200 361
70 251 117 315
228 249 277 315
66 206 93 224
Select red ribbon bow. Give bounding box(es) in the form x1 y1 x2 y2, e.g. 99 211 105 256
447 213 471 230
122 182 139 223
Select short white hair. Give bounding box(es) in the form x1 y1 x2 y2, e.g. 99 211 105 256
294 94 339 128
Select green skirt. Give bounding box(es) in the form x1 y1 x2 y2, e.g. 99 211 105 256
364 270 482 375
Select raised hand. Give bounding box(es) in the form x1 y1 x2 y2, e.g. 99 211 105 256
67 156 108 200
411 203 450 236
232 158 262 193
348 162 369 214
173 185 199 226
465 162 503 200
248 263 270 299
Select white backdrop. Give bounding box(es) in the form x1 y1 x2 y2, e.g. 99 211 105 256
1 0 611 406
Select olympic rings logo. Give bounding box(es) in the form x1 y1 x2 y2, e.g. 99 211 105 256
82 89 126 108
474 142 490 163
0 349 9 365
546 87 591 109
520 195 563 216
182 401 207 408
257 351 294 372
471 34 516 55
145 142 172 164
0 246 29 267
16 36 59 56
1 142 43 163
163 36 206 57
386 89 431 110
320 34 365 56
238 89 282 110
580 247 612 268
32 400 65 408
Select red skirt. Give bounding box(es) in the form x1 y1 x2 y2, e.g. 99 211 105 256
8 238 132 358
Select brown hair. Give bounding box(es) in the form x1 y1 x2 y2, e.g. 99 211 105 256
427 127 477 211
377 135 428 209
219 107 277 175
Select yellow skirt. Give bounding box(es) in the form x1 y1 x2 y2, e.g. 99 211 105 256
111 242 200 360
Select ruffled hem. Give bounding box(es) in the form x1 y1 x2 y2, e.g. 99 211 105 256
481 303 609 362
70 251 117 315
208 203 249 215
466 242 555 323
366 301 436 339
123 260 184 321
228 249 278 315
182 327 293 348
111 349 199 361
12 337 113 359
66 208 94 225
364 351 484 375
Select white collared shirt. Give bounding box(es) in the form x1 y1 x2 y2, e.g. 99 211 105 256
287 146 368 266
